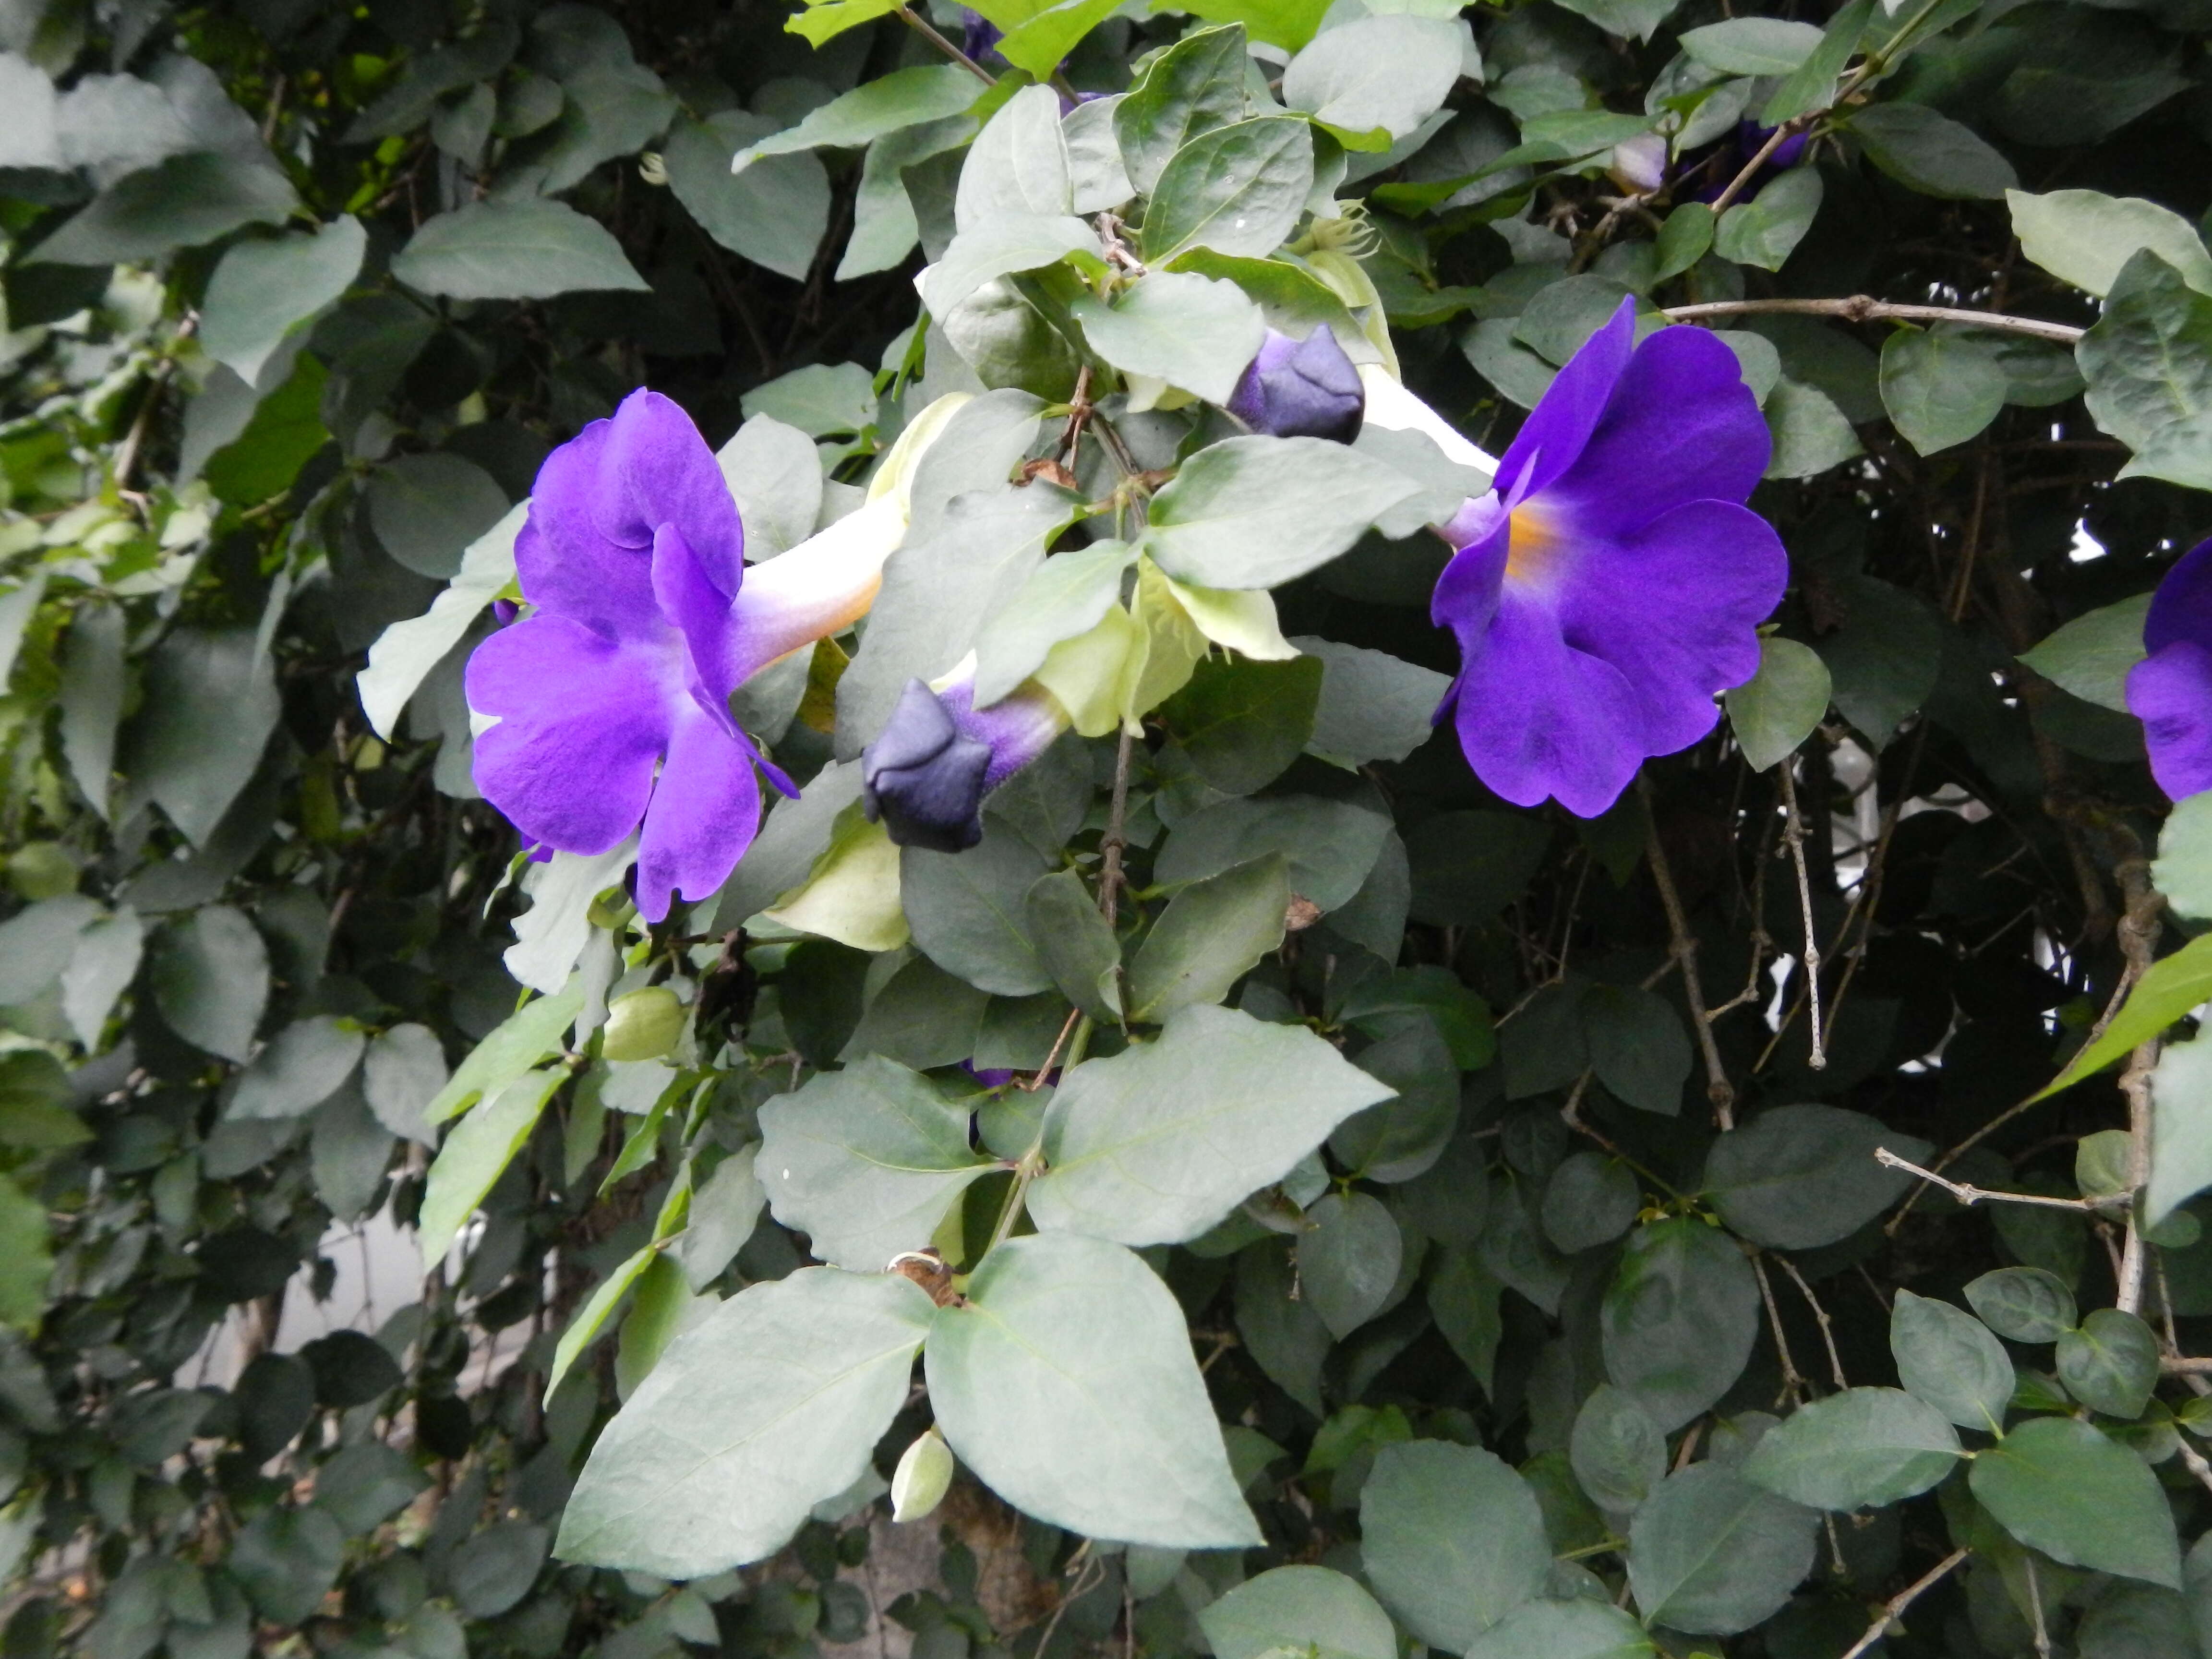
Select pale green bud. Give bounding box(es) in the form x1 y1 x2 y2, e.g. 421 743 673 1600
890 1428 953 1524
601 986 684 1062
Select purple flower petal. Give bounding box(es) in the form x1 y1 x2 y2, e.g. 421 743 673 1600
2146 537 2212 658
864 678 995 853
1557 500 1788 756
466 615 669 854
517 423 660 638
1226 327 1366 444
2128 641 2212 801
1446 560 1648 817
635 701 765 921
602 389 747 589
1537 325 1771 538
652 522 745 724
1492 298 1635 504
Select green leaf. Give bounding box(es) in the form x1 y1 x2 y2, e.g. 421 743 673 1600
1358 1440 1550 1648
1198 1565 1396 1659
902 826 1053 997
1704 1104 1926 1249
2078 251 2212 493
1157 656 1323 795
125 628 281 848
1890 1288 2014 1431
1127 854 1289 1022
1849 103 2015 200
1653 203 1714 283
1601 1216 1759 1432
1464 1600 1656 1659
1140 116 1315 264
559 1267 935 1575
1512 275 1636 367
228 1016 365 1120
1405 810 1551 926
1282 16 1466 146
1300 1190 1402 1339
26 152 297 265
665 112 831 284
2056 1308 2160 1418
1818 574 1942 746
201 352 329 505
314 1442 429 1536
956 86 1073 230
925 1232 1260 1546
1176 0 1330 51
918 216 1105 316
199 217 366 385
1763 378 1864 480
546 1244 656 1399
1236 1238 1330 1413
1678 18 1823 75
739 65 978 168
424 983 583 1126
419 1068 565 1268
1970 1417 2182 1588
365 453 511 581
389 200 649 300
1143 436 1421 589
448 1521 549 1620
1331 1020 1458 1182
2019 593 2151 714
973 541 1138 707
1724 637 1832 770
150 904 269 1062
229 1506 344 1625
1070 270 1265 405
1742 1387 1962 1511
1021 869 1122 1022
1570 1382 1667 1515
1713 167 1823 272
2041 931 2212 1098
1157 795 1391 912
0 1180 53 1328
1294 638 1452 769
1760 0 1874 127
1626 1462 1819 1635
1027 1002 1395 1245
2008 188 2212 300
1116 25 1252 196
1880 326 2007 455
2149 1033 2212 1227
1965 1267 2077 1344
1543 1152 1639 1255
757 1056 1000 1272
1552 0 1678 42
1580 984 1689 1117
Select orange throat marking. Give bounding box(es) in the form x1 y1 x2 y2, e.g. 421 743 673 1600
1504 505 1562 586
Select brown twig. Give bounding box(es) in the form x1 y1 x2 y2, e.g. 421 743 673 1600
1837 1548 1970 1659
1707 120 1810 215
1662 297 2084 345
1875 1147 2121 1211
1641 783 1734 1129
896 7 997 84
2113 857 2164 1316
1753 1253 1810 1407
1778 765 1826 1070
1776 1253 1848 1392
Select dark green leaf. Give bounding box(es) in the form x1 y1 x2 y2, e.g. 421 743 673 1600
1140 116 1315 263
902 826 1053 997
1970 1417 2181 1588
390 200 649 300
1849 103 2017 199
1127 854 1288 1022
1116 25 1252 195
1626 1462 1818 1634
1890 1289 2014 1431
2056 1308 2160 1419
1704 1104 1926 1249
1157 656 1323 795
1600 1216 1759 1432
1966 1267 2078 1344
1880 327 2007 455
1742 1386 1961 1511
1359 1440 1550 1647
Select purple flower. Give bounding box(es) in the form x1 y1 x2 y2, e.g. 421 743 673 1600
2126 537 2212 801
466 390 889 922
862 669 1066 852
1226 327 1366 443
961 9 1006 65
1431 299 1787 817
1691 121 1810 204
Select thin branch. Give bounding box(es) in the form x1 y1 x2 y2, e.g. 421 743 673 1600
2026 1557 2053 1659
2176 1436 2212 1500
1642 783 1734 1129
896 7 996 84
1778 765 1826 1070
1753 1253 1809 1408
1875 1147 2121 1212
1777 1253 1849 1393
2161 1356 2212 1374
1662 297 2084 345
2113 858 2164 1316
1837 1548 1970 1659
1098 726 1136 930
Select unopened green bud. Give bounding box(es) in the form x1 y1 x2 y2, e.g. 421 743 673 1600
601 986 684 1062
890 1428 953 1524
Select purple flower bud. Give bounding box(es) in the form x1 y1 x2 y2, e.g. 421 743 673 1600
1609 132 1668 196
491 598 518 625
961 9 1005 64
862 679 995 853
1225 326 1365 444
